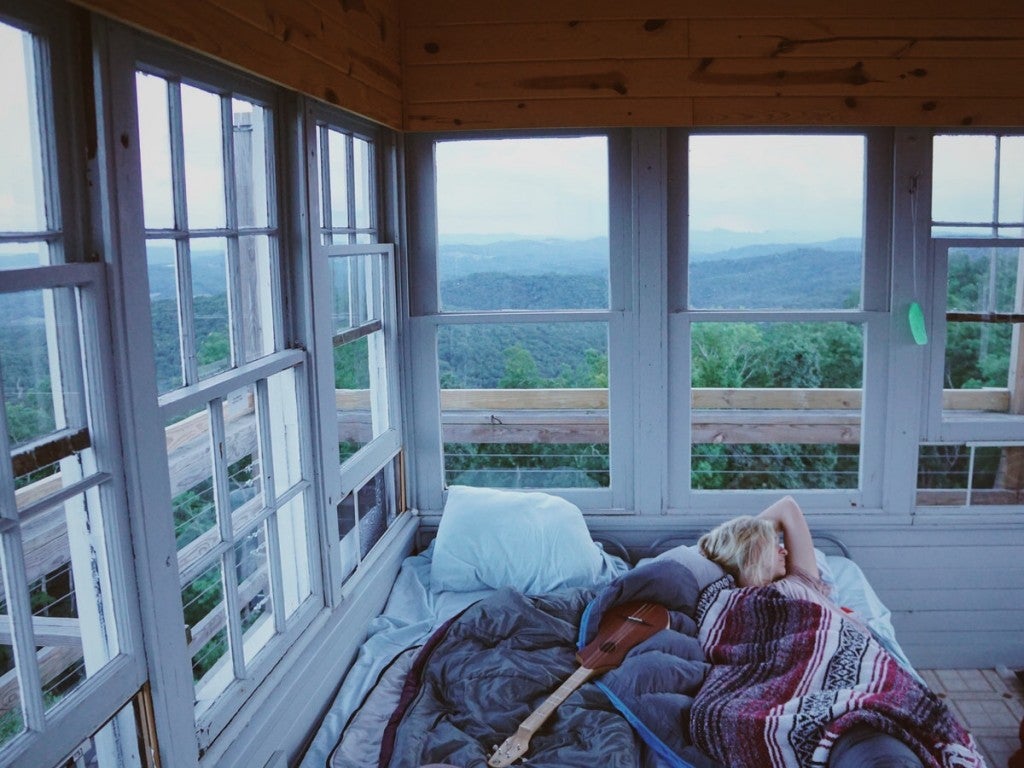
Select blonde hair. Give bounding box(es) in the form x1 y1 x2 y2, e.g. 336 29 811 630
698 515 778 587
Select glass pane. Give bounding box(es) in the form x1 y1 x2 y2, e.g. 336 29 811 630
945 247 1019 392
275 495 311 618
232 98 270 229
932 134 995 228
266 368 303 498
147 239 183 394
688 134 865 310
440 322 610 488
327 128 350 229
30 492 118 712
332 253 379 334
73 696 144 766
917 444 1024 507
353 136 371 230
691 321 863 490
223 385 262 524
191 237 230 379
166 408 217 551
0 556 25 749
183 561 229 702
0 241 48 271
1 288 85 449
135 72 175 230
181 83 225 230
235 526 271 665
357 469 390 558
998 136 1024 235
238 234 276 362
435 137 610 311
0 22 46 233
337 493 357 585
336 332 389 462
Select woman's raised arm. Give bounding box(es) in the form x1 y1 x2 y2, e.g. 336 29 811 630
757 495 818 579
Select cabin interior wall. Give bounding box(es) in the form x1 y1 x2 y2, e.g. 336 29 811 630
49 0 1024 764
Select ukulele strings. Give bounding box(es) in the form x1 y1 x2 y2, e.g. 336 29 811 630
593 602 660 654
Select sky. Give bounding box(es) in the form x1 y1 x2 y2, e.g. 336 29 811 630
2 15 1021 244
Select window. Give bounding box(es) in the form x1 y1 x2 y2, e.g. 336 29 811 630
920 133 1024 509
412 135 619 500
308 110 404 591
682 134 879 498
133 61 317 741
0 8 147 767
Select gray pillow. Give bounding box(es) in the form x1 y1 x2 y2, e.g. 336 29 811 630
639 544 727 592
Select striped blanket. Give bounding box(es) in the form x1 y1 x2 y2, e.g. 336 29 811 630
690 576 987 768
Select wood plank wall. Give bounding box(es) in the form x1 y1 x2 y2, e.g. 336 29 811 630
399 0 1024 131
74 0 403 129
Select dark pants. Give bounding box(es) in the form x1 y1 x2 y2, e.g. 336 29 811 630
829 725 924 768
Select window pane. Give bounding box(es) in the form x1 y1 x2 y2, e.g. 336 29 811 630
266 368 303 498
147 239 183 394
945 247 1019 392
435 137 610 311
999 136 1024 234
192 237 230 379
167 408 216 551
183 561 229 703
0 241 49 271
691 321 863 490
357 468 389 558
688 134 865 310
1 288 85 449
336 337 371 462
238 235 276 362
0 22 46 233
332 253 380 333
181 84 225 230
0 562 25 748
353 136 371 230
232 98 270 229
326 128 350 229
275 495 311 618
223 386 261 522
235 526 271 665
135 73 175 230
932 134 995 228
917 444 1024 508
440 322 610 489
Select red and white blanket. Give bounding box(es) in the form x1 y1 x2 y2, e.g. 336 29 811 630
690 576 987 768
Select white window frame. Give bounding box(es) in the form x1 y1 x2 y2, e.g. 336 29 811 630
98 24 324 757
665 128 893 515
304 102 404 604
404 129 634 514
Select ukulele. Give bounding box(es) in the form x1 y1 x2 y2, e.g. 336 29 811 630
487 600 669 767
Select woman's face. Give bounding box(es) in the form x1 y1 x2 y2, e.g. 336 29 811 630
772 541 788 580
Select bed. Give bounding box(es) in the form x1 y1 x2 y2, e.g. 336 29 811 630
299 486 979 768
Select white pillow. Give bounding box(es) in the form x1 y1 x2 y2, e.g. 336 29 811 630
430 486 612 594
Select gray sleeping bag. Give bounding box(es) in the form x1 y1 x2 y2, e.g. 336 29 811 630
375 560 719 768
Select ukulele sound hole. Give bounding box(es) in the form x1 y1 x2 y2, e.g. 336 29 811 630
600 641 617 653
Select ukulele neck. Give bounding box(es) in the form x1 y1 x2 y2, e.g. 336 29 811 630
519 666 596 734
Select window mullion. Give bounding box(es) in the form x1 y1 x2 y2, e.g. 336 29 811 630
345 134 356 245
318 125 332 235
0 534 47 731
221 96 246 369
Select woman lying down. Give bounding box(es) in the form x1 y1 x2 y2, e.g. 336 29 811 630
684 495 986 768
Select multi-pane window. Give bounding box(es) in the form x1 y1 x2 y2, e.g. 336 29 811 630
429 136 613 491
920 133 1024 508
685 134 870 493
310 114 403 589
1 11 145 768
134 66 315 734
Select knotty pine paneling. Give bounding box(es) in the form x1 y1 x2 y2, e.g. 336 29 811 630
76 0 403 128
401 2 1024 130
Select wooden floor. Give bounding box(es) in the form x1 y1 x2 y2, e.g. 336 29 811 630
921 667 1023 767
